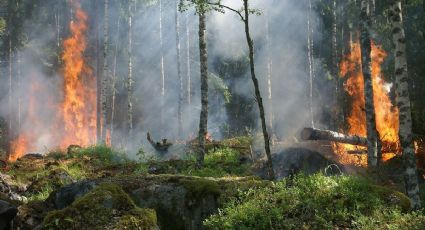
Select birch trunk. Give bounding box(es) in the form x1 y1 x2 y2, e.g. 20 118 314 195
159 0 165 133
175 0 183 138
110 10 121 144
265 12 275 139
101 0 109 144
8 29 12 138
243 0 274 180
390 0 421 210
127 0 133 137
95 2 102 144
17 51 21 132
186 12 191 105
332 0 339 129
197 7 208 168
360 0 381 167
307 0 314 127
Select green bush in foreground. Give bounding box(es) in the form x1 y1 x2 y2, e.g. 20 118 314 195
204 174 425 230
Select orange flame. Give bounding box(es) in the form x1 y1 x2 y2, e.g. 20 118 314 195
9 0 96 161
59 1 96 148
334 41 399 166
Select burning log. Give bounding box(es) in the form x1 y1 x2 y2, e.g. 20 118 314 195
301 127 400 153
301 128 367 146
147 132 172 153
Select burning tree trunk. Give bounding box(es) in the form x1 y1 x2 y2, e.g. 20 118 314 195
389 0 421 210
101 0 109 144
127 0 134 137
301 127 367 146
175 0 183 138
196 5 208 168
360 0 381 166
307 0 314 127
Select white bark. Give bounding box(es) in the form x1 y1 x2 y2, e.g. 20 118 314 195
390 0 421 210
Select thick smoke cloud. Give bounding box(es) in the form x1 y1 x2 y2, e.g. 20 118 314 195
0 0 326 158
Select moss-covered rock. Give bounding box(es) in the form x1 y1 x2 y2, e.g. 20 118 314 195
42 183 158 230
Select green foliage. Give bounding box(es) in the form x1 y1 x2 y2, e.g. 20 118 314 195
42 183 158 229
204 174 417 230
69 145 129 165
209 73 232 103
0 17 5 36
182 147 251 177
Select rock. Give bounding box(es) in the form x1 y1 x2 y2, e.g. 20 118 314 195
27 168 76 194
43 183 158 230
48 181 97 209
0 173 26 203
0 200 18 230
256 148 344 179
45 175 267 230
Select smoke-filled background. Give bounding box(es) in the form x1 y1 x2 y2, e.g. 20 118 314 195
5 0 423 159
0 0 334 159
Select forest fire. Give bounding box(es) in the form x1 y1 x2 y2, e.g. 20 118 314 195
334 41 400 166
9 1 96 161
59 1 97 149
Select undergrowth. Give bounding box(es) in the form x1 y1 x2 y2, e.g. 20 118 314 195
204 173 422 230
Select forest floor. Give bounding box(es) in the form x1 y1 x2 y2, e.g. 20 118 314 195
0 137 425 229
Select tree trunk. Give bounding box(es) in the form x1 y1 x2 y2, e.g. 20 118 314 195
360 0 381 167
196 7 208 168
332 0 339 130
243 0 274 180
390 0 421 210
307 0 314 127
265 12 274 135
101 0 109 144
186 12 191 105
8 27 12 139
175 0 183 138
159 0 165 133
301 127 367 146
110 8 121 145
127 0 133 137
95 1 101 144
17 51 21 132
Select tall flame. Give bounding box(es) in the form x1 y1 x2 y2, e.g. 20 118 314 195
334 41 399 166
59 1 97 148
9 0 96 161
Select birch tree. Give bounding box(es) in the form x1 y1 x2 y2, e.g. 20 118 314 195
360 0 381 166
175 0 184 137
101 0 109 144
127 0 134 137
389 0 421 210
206 0 275 179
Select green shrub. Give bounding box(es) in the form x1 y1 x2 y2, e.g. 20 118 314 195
70 145 129 165
204 174 419 230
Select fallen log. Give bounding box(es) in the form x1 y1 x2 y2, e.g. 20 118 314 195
301 128 367 146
